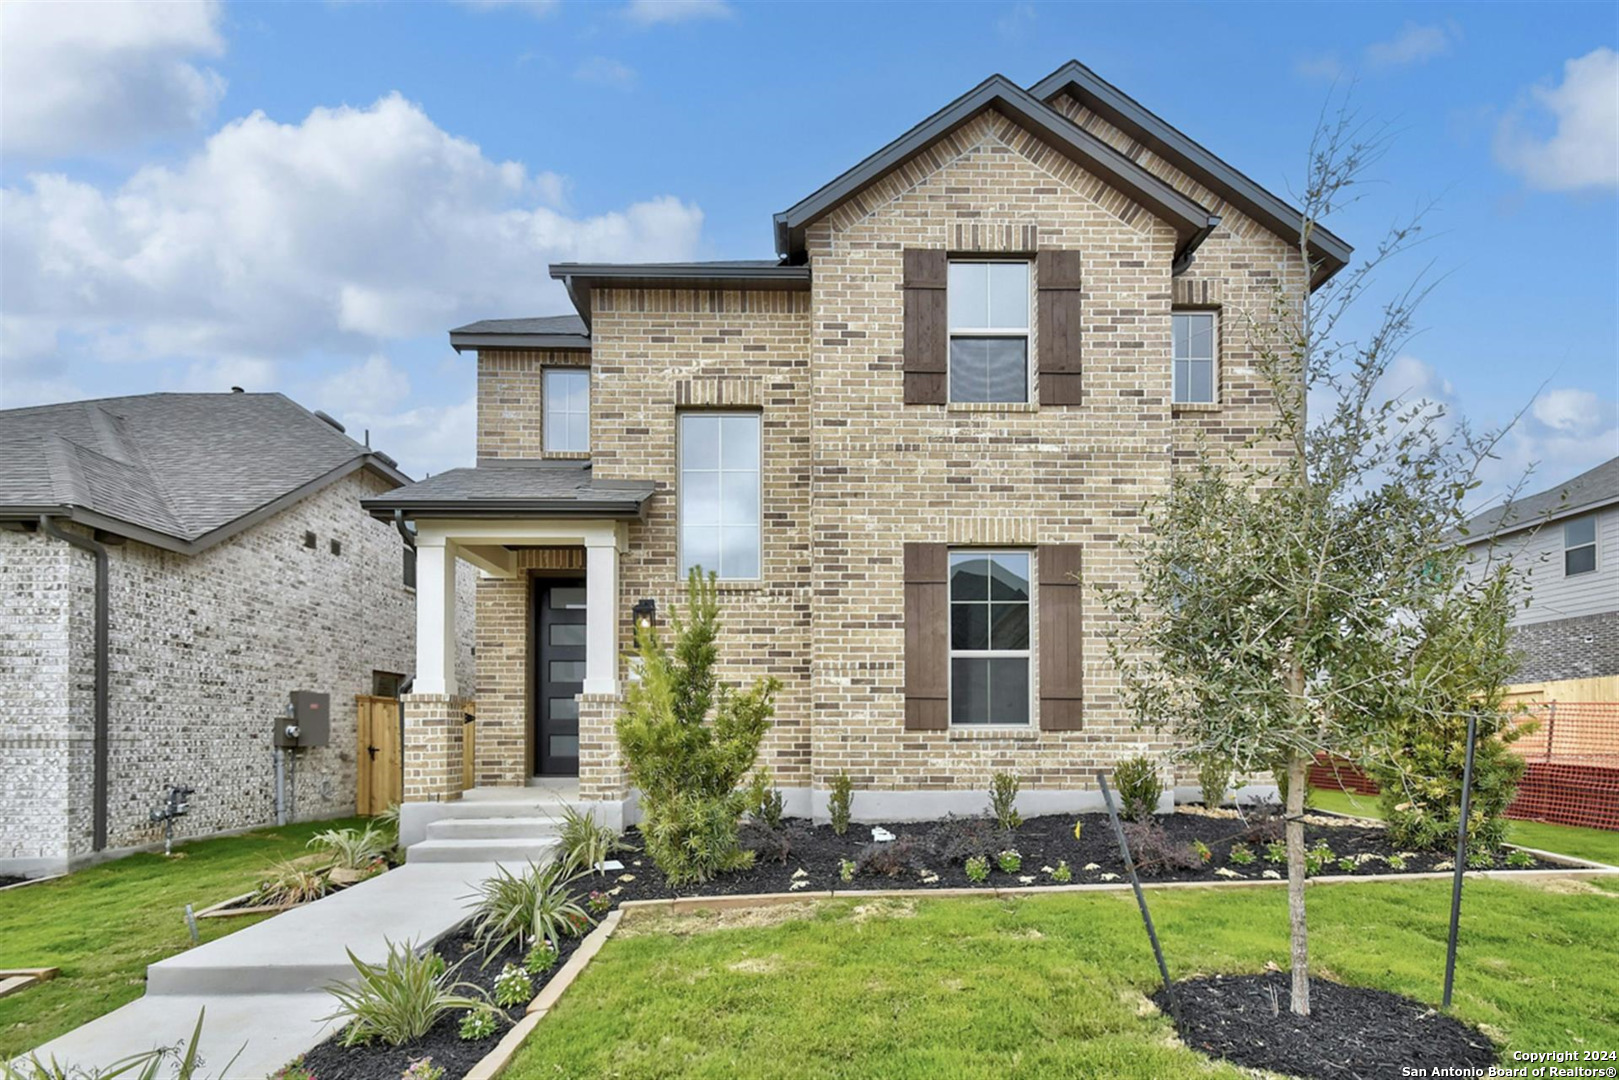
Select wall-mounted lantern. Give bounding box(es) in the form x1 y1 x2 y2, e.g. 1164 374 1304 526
632 598 657 636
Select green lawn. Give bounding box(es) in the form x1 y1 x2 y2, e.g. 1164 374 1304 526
507 878 1619 1079
1310 787 1619 866
0 816 364 1057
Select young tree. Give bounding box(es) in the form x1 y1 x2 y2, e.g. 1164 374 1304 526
1103 102 1524 1015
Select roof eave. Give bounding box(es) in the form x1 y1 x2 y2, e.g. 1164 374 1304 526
361 497 650 522
449 332 593 354
1462 493 1619 545
546 263 812 326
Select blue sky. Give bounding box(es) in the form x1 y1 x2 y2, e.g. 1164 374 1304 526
1 0 1614 496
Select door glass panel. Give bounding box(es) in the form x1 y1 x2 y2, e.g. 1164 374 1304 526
549 697 579 721
549 623 586 647
550 660 587 683
551 588 587 609
549 735 579 758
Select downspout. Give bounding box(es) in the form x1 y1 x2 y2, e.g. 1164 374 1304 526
1172 214 1222 276
40 515 110 852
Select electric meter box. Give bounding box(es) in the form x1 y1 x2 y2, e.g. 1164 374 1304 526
278 691 331 748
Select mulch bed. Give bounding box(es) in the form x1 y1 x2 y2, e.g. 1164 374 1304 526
1156 972 1498 1079
591 809 1556 903
0 875 29 889
294 926 585 1080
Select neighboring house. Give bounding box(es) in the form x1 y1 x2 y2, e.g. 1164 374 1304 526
0 392 475 875
368 61 1352 830
1463 455 1619 683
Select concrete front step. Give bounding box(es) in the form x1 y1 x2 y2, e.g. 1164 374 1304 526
407 836 561 865
426 816 564 841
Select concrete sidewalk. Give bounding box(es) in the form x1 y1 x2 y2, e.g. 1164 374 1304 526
21 860 500 1078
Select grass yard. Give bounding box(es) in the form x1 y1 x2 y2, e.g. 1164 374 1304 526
506 877 1619 1080
0 816 365 1057
1310 787 1619 867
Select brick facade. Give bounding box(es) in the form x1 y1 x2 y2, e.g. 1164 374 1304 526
0 471 476 872
1511 612 1619 682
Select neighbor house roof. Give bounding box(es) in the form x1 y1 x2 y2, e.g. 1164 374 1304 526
0 392 409 554
1027 60 1352 288
362 459 654 520
1462 455 1619 543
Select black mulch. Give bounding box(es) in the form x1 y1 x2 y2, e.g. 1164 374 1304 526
293 927 585 1080
590 810 1553 903
1155 972 1497 1080
0 875 28 889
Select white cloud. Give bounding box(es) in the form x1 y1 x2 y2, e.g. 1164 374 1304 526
1294 54 1347 82
1494 47 1619 192
0 0 227 157
312 354 413 416
1531 387 1607 434
0 92 705 370
996 3 1036 40
623 0 733 27
1365 23 1454 68
1480 387 1619 503
573 57 638 90
172 356 279 395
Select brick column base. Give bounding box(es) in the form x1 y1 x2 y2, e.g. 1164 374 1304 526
578 693 626 802
402 693 474 802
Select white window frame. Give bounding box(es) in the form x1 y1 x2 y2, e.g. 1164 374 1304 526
1172 309 1218 405
947 260 1032 404
677 411 763 582
1563 515 1598 577
543 367 591 453
947 548 1035 727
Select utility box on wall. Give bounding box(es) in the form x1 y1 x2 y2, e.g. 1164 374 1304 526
277 691 331 748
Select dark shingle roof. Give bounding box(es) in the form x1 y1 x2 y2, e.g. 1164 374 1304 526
362 460 653 519
449 314 589 337
0 393 408 551
1462 455 1619 541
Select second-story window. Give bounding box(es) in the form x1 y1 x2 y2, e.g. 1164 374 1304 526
679 412 761 581
1564 516 1597 576
1172 311 1216 404
544 368 590 453
948 261 1029 403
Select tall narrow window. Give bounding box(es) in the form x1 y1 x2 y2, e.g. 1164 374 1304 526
543 368 590 453
1172 311 1216 404
679 412 761 580
949 550 1032 725
948 261 1029 403
1564 516 1597 576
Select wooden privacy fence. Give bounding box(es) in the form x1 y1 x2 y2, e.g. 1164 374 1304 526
355 695 477 815
462 702 478 792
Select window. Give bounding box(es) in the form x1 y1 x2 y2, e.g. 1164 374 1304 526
402 545 417 589
329 538 342 556
679 412 761 580
372 671 406 697
948 261 1029 403
1564 516 1597 576
302 531 317 550
1172 311 1216 404
544 368 590 453
948 550 1032 725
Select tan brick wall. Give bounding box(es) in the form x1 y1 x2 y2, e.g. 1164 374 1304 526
474 574 530 787
477 349 590 461
402 693 473 802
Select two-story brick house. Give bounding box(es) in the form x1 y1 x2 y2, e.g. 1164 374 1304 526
368 61 1351 835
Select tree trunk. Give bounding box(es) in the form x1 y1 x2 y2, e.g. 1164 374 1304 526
1285 750 1311 1015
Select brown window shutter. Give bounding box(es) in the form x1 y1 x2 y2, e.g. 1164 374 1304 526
1038 543 1083 731
1037 249 1083 406
902 249 948 405
903 542 949 730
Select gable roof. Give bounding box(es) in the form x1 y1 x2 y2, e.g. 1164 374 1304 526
773 74 1218 263
0 392 409 554
1028 60 1352 288
1462 455 1619 543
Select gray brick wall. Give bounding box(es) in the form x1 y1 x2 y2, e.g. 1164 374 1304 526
1512 612 1619 682
0 470 476 872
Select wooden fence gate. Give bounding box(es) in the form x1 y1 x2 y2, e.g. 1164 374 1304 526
355 695 402 816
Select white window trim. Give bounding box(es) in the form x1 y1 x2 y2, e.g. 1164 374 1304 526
1563 515 1598 577
946 548 1036 728
1171 309 1219 406
677 410 763 582
543 367 591 454
947 260 1033 404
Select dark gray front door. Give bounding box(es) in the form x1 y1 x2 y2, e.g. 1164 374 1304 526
537 581 586 776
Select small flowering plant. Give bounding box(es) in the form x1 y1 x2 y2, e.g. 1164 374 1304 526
1050 860 1073 884
964 855 990 884
401 1059 445 1080
494 962 533 1007
586 890 612 916
838 858 856 883
1228 843 1256 866
458 1008 498 1041
273 1058 316 1080
996 849 1022 874
525 940 559 974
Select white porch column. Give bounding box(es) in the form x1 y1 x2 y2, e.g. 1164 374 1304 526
584 533 619 696
414 539 458 696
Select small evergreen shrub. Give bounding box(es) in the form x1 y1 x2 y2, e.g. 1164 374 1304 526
1112 756 1163 821
828 771 853 836
1196 754 1234 807
989 772 1022 830
1466 846 1496 870
964 855 990 884
747 768 786 830
739 819 798 865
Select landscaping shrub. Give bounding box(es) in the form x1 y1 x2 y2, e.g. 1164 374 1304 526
996 849 1022 874
964 855 990 884
524 942 558 975
457 1009 498 1041
464 859 590 962
1240 803 1285 844
324 941 485 1047
1196 753 1234 807
1373 709 1528 854
1050 860 1072 884
1122 821 1201 875
740 819 802 865
616 570 780 885
828 771 853 836
308 824 389 871
1112 755 1163 821
257 862 328 907
989 772 1022 830
557 805 625 876
493 964 533 1008
747 768 786 830
8 1011 213 1080
927 815 1013 864
854 835 926 878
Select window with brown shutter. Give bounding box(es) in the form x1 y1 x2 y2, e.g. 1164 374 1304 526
902 542 949 730
1037 250 1083 406
902 250 948 405
1038 543 1083 730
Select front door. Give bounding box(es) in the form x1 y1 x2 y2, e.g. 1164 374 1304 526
537 580 586 776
